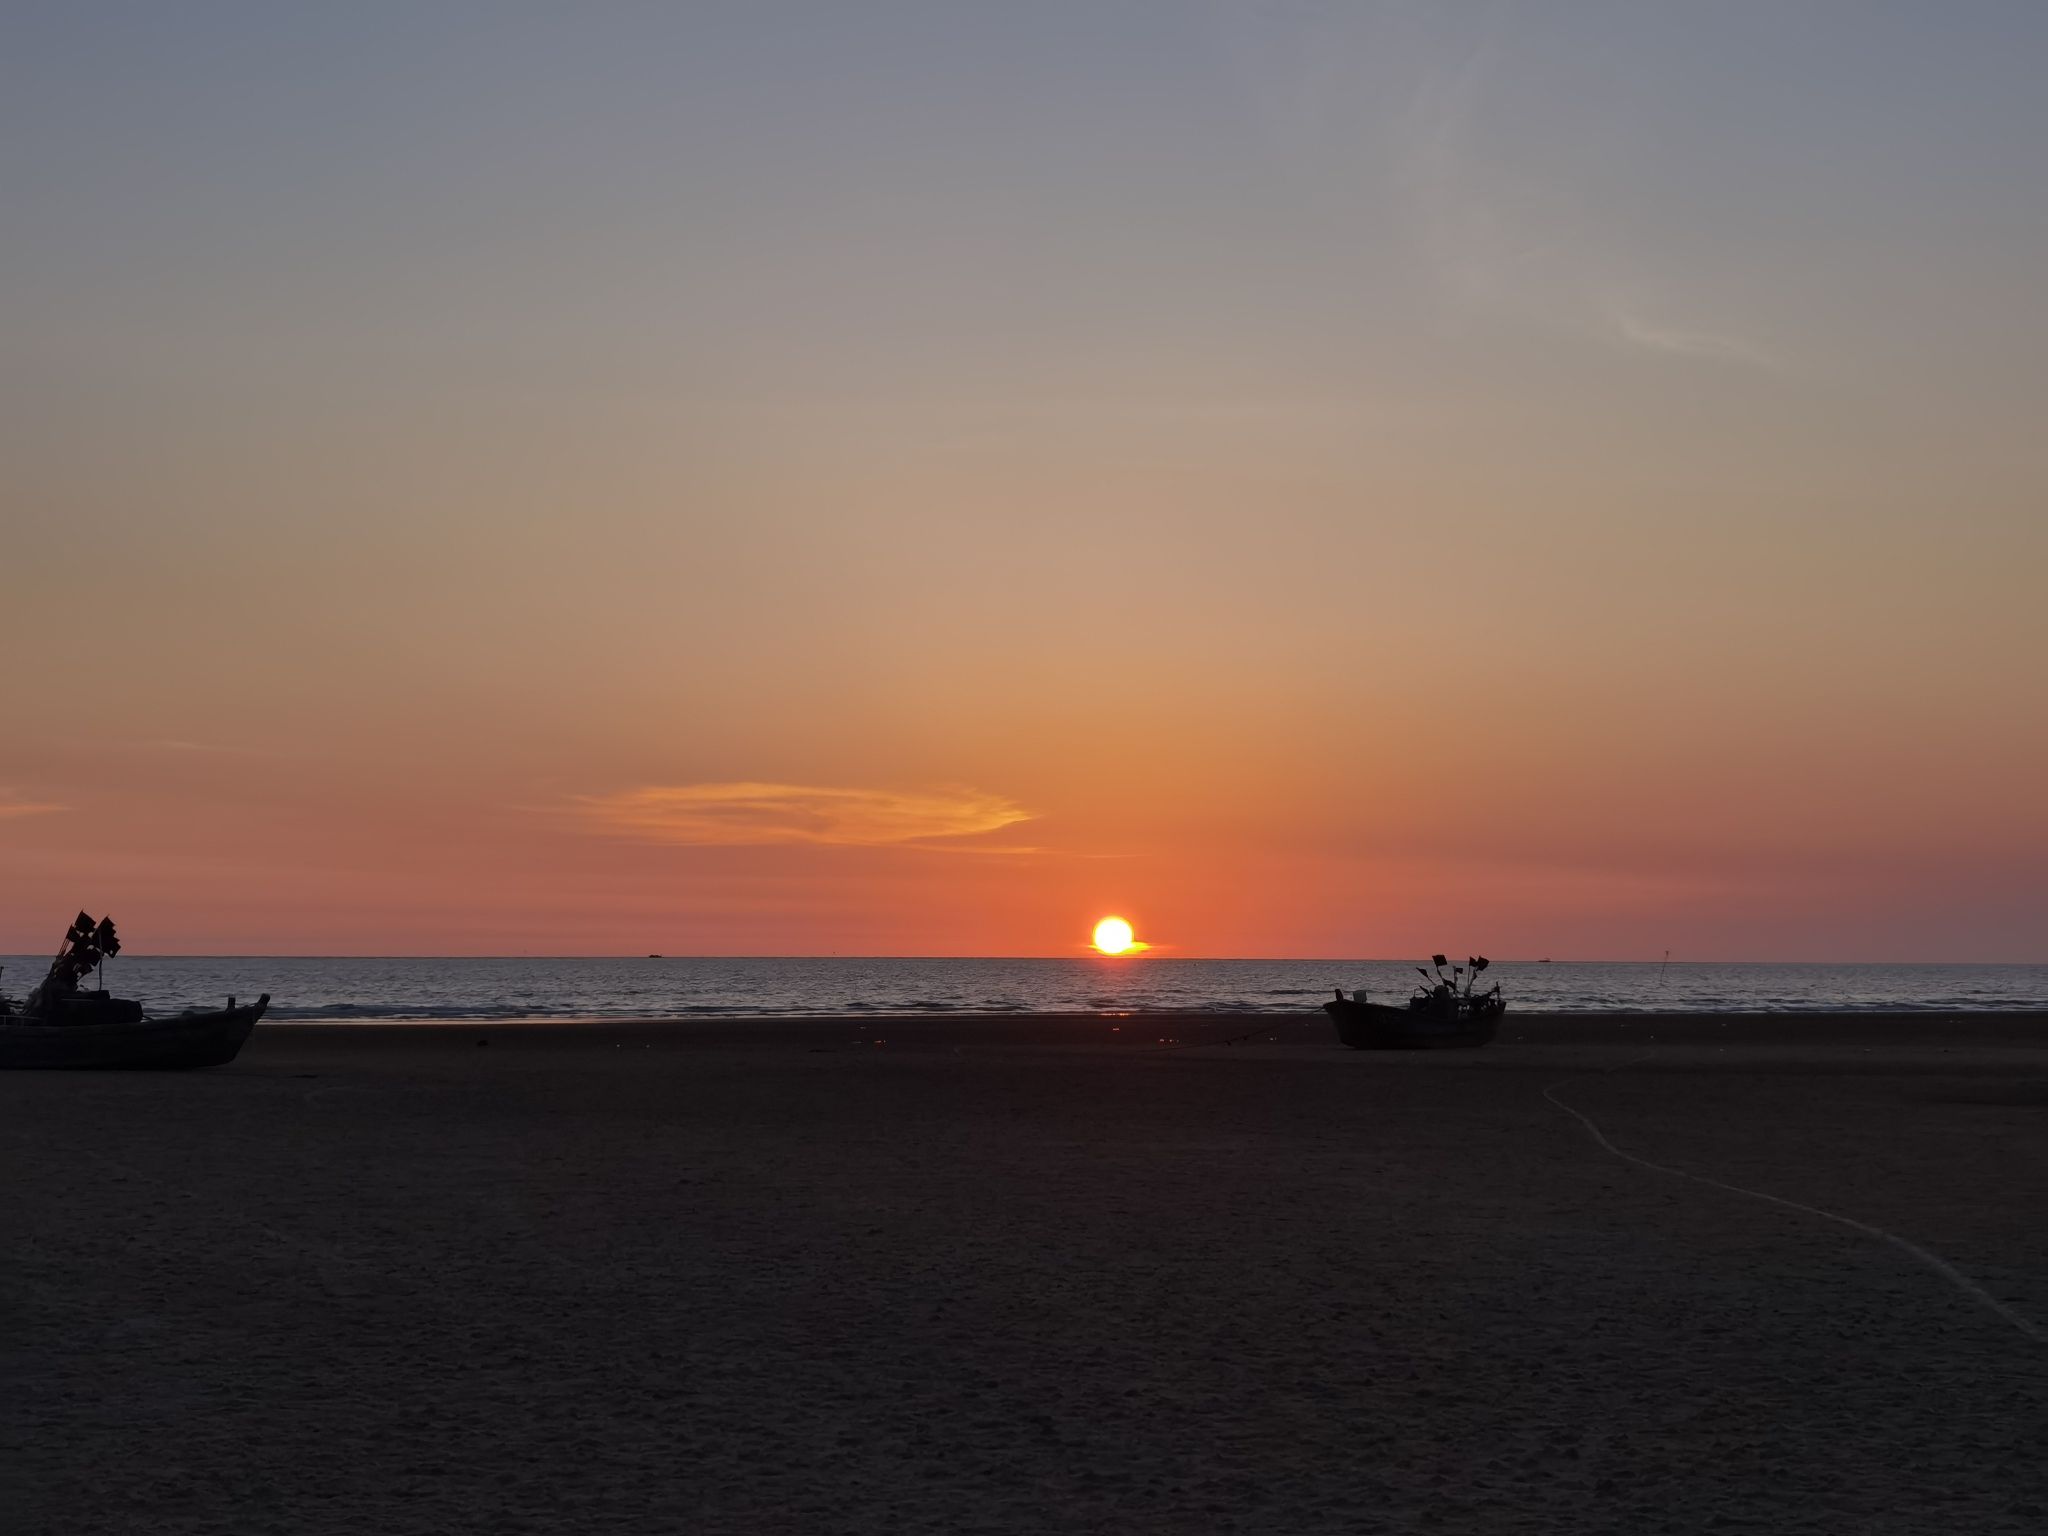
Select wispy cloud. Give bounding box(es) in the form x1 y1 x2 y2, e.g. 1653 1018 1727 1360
572 782 1033 848
0 789 64 819
1218 5 1786 370
1602 304 1781 371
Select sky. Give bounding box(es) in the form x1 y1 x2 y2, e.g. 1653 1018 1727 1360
4 2 2045 959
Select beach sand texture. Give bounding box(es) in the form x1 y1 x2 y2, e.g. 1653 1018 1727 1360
4 1013 2045 1534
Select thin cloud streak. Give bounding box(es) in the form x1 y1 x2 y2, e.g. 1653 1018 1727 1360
1224 6 1789 371
1401 52 1782 367
572 782 1033 848
0 790 64 819
1604 304 1781 371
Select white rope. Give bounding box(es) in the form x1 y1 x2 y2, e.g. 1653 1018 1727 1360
1544 1070 2046 1347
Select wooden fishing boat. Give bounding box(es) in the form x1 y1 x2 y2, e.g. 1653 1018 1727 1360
1324 994 1501 1049
1325 954 1504 1050
0 911 267 1069
0 995 268 1070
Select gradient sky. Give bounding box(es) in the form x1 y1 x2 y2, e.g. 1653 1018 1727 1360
5 2 2045 958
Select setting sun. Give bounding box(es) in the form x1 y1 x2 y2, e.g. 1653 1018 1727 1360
1091 916 1137 955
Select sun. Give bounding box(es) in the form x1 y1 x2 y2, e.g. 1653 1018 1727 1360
1091 916 1137 955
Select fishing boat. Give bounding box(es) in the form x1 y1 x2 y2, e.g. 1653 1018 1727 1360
1325 954 1504 1050
0 912 267 1070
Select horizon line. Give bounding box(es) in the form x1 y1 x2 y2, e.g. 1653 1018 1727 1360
4 952 2043 966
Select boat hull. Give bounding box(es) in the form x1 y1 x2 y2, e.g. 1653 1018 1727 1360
0 995 267 1070
1324 997 1500 1050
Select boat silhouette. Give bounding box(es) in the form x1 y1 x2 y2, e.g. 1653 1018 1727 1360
1 912 266 1069
1324 954 1503 1050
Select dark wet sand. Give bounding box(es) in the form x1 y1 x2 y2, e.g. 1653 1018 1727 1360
5 1012 2046 1534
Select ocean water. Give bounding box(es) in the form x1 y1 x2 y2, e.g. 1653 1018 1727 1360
4 955 2043 1022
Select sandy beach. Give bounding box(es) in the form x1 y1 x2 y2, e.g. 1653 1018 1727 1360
4 1012 2045 1534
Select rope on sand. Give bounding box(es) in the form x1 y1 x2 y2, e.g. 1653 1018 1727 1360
1543 1071 2046 1347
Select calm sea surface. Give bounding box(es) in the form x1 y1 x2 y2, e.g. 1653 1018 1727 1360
4 956 2043 1021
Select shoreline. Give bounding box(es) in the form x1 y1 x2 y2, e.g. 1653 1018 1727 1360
251 1008 2048 1046
257 1007 2048 1023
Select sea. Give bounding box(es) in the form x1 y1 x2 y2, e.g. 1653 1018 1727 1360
4 956 2044 1022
